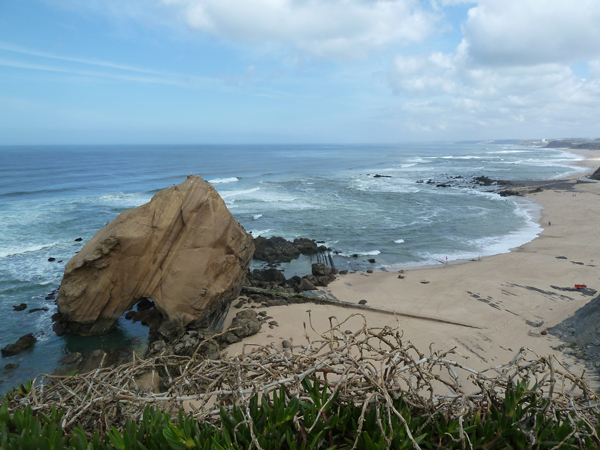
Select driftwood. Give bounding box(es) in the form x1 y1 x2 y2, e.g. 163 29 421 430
5 313 599 448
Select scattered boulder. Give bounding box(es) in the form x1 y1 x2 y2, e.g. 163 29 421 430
373 174 391 178
473 176 497 186
253 236 300 263
339 270 348 275
125 311 136 320
59 352 83 366
368 259 376 263
282 340 292 349
293 238 319 254
1 333 37 356
54 175 254 336
366 269 373 274
223 310 261 341
300 278 317 291
359 299 367 305
590 167 600 181
48 257 56 262
28 308 49 314
312 263 332 277
5 363 16 370
74 237 83 242
498 189 523 197
12 304 27 311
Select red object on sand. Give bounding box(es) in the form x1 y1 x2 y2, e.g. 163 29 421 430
575 284 587 289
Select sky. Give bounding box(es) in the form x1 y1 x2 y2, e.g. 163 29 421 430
1 0 599 144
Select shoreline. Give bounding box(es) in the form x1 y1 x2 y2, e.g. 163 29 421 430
224 147 600 389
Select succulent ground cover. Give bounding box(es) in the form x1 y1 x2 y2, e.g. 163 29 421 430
2 313 599 449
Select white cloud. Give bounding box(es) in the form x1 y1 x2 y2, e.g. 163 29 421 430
462 0 600 66
162 0 439 58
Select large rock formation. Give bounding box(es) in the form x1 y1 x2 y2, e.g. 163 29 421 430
54 175 254 336
590 167 600 181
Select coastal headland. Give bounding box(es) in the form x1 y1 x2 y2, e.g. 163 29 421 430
222 148 600 389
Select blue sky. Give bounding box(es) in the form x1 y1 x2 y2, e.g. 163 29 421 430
1 0 599 144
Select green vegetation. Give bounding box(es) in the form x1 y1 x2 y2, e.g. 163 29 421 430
1 379 599 449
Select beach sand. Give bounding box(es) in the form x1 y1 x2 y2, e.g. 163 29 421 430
222 149 600 389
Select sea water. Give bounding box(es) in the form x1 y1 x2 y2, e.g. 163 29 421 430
0 142 586 393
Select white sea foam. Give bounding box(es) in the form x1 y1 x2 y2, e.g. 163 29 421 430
250 229 271 237
394 239 405 244
253 214 262 220
0 242 59 259
208 177 239 184
400 163 417 168
340 250 381 257
220 187 261 199
99 192 151 208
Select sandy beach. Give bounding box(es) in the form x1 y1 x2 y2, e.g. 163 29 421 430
222 149 600 389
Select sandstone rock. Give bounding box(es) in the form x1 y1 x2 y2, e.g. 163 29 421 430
54 175 254 336
1 333 37 356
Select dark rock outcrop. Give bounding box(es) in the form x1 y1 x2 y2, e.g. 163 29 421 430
12 304 27 311
590 167 600 181
253 236 300 263
1 334 37 356
54 175 254 337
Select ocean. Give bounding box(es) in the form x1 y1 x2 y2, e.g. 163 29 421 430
0 142 586 393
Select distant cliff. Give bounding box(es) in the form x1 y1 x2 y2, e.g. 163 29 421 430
544 139 600 150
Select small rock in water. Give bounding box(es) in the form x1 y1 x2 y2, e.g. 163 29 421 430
48 257 56 262
5 363 16 370
1 333 37 356
59 352 83 366
13 303 27 311
28 308 49 314
125 311 136 320
359 299 367 305
368 259 376 263
75 237 83 242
